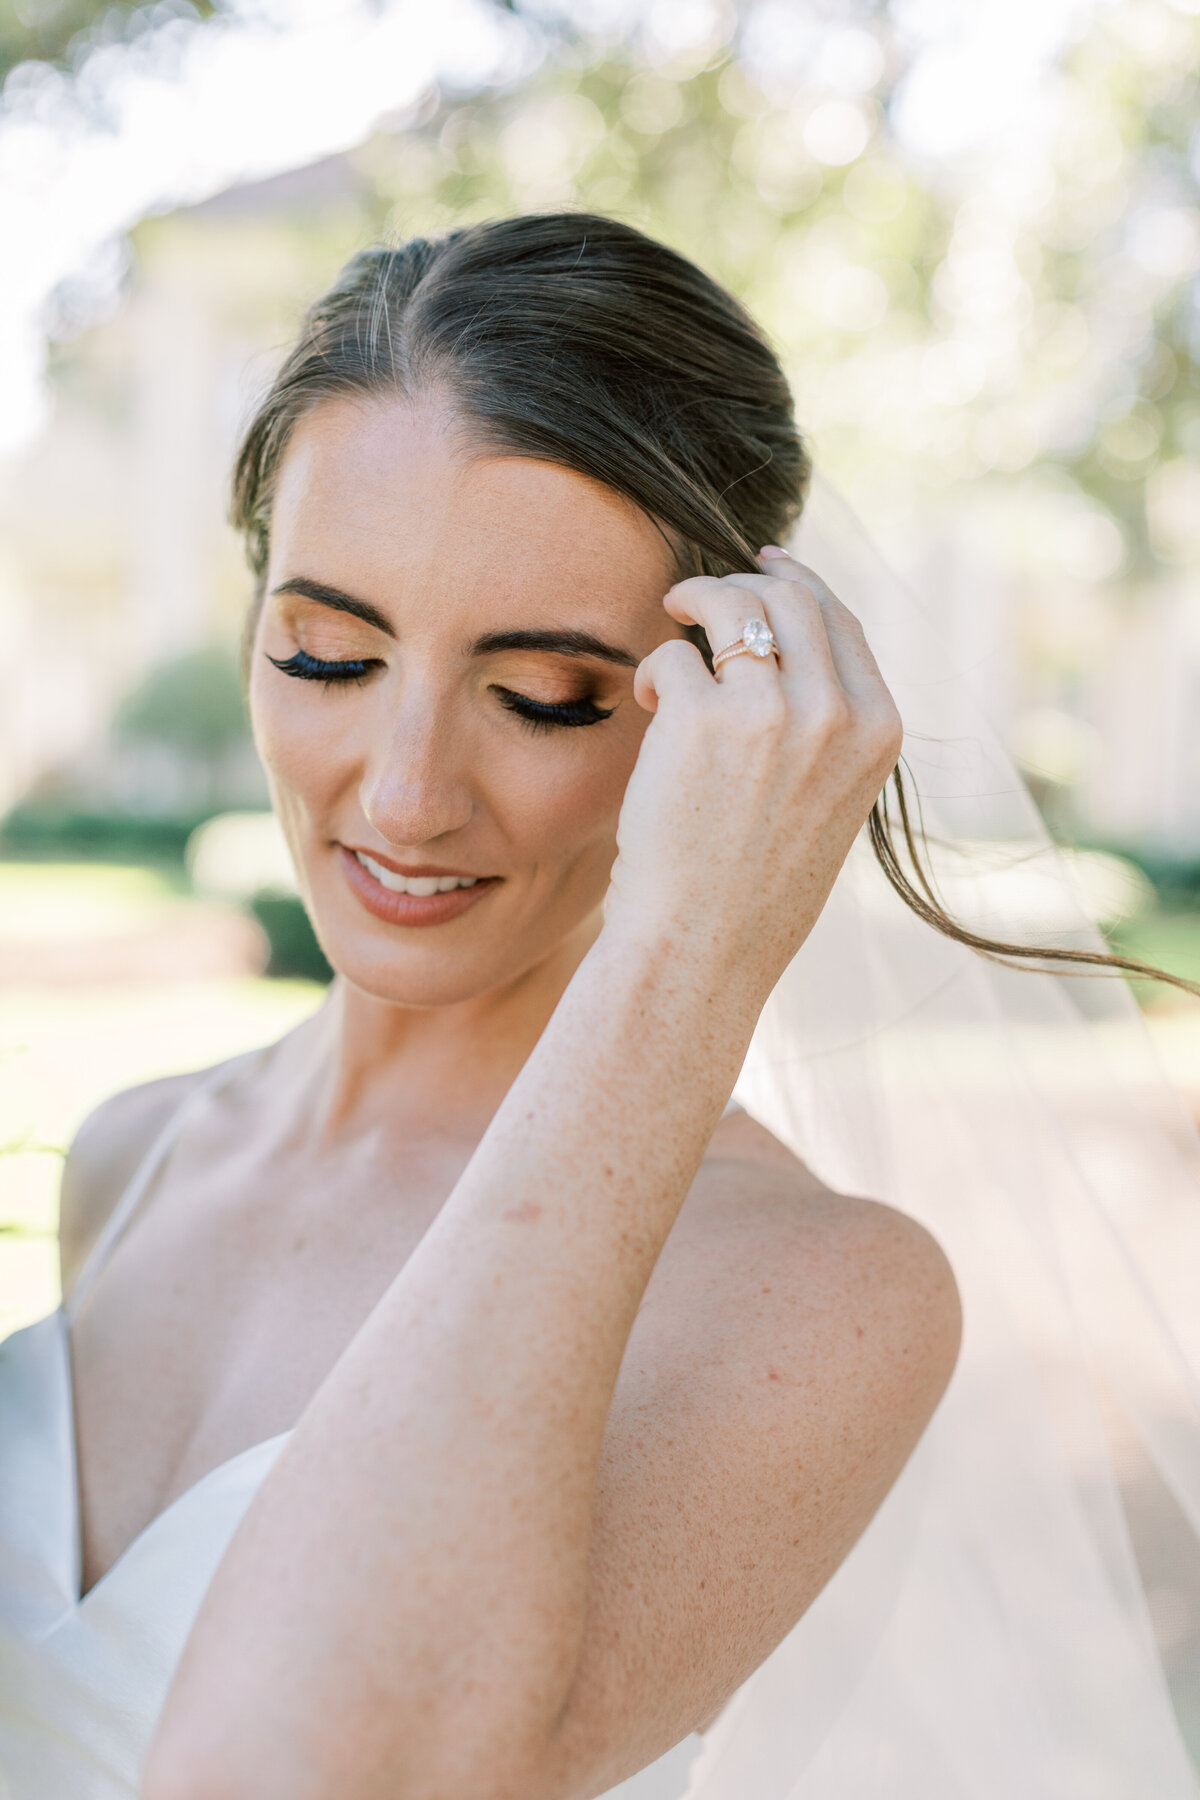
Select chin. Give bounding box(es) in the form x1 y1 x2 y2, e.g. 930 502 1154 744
328 937 521 1011
294 838 611 1010
303 890 555 1012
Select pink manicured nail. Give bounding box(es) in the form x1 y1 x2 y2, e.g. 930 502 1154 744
759 545 789 558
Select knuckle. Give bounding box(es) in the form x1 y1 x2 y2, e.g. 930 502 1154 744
866 699 904 763
803 690 852 744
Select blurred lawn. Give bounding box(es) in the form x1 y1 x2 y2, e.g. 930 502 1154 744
0 860 187 938
1109 911 1200 1007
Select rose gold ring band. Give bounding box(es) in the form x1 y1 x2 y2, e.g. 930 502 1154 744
712 618 780 670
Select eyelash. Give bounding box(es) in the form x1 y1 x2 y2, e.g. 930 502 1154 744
492 688 616 734
266 651 616 732
267 649 378 686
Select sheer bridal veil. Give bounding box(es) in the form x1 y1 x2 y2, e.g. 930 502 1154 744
687 480 1200 1798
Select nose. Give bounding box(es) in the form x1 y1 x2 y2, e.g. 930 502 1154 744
358 690 475 851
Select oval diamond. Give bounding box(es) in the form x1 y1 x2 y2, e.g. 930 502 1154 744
743 618 775 658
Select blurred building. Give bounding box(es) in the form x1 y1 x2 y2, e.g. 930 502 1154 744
0 153 378 822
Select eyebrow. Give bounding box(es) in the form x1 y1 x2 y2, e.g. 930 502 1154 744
271 578 394 636
271 579 639 669
471 628 639 669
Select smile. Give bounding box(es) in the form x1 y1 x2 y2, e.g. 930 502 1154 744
354 852 478 895
338 846 498 928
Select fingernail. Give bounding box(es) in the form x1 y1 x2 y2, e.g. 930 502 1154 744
759 545 788 558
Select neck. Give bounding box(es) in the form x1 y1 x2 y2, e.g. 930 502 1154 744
289 908 606 1145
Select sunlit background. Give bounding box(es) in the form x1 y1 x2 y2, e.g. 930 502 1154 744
1 3 1199 1342
5 0 1200 1324
2 0 1200 1775
0 3 1194 1310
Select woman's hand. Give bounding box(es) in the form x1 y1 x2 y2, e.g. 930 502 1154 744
604 546 904 999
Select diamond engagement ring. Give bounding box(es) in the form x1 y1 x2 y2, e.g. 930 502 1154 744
712 617 780 671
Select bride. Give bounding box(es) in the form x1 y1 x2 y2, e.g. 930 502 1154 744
1 213 1193 1800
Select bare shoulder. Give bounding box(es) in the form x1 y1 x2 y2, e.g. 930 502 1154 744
706 1102 958 1286
533 1106 962 1786
58 1065 218 1297
669 1102 962 1410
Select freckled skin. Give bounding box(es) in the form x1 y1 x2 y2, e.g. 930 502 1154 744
61 393 961 1800
501 1201 544 1225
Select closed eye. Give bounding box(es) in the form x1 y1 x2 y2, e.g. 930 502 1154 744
267 650 616 730
493 688 616 733
267 649 383 686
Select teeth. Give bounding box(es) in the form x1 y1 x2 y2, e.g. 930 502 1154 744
355 852 480 896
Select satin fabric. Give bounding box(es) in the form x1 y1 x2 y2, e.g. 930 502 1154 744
0 1309 287 1798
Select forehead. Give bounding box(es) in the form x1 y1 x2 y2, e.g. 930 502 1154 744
268 394 678 632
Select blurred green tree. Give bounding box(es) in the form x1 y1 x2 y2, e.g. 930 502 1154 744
112 646 254 813
0 0 217 82
114 645 246 759
1033 8 1200 575
357 13 951 485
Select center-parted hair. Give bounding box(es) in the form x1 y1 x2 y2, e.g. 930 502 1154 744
233 213 808 605
232 211 1194 997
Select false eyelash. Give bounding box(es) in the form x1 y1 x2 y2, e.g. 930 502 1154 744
267 651 614 732
267 649 380 685
493 688 616 733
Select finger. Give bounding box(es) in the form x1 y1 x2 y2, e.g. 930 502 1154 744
633 637 712 713
661 575 785 688
747 550 889 705
676 567 843 696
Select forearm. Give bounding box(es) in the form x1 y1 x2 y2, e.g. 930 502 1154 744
146 926 761 1800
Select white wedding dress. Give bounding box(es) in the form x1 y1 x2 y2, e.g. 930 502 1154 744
0 1073 707 1800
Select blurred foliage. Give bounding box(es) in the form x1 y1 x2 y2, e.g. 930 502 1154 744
249 892 333 983
1109 909 1200 1007
7 0 1200 579
991 7 1200 579
0 0 217 82
114 645 246 758
358 31 949 471
0 805 206 864
345 1 1200 586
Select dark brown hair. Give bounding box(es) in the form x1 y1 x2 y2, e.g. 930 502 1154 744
232 212 1193 998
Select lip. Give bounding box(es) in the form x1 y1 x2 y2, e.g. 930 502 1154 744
338 845 499 928
342 847 481 879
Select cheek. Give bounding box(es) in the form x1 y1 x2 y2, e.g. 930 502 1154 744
248 666 356 818
490 719 645 868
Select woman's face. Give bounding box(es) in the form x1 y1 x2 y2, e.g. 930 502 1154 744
249 393 683 1008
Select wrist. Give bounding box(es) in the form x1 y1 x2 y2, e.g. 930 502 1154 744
587 909 770 1046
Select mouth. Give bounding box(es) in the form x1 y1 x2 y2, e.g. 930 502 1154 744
338 846 500 928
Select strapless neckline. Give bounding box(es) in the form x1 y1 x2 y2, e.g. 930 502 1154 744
55 1307 293 1614
0 1307 290 1640
0 1305 290 1797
